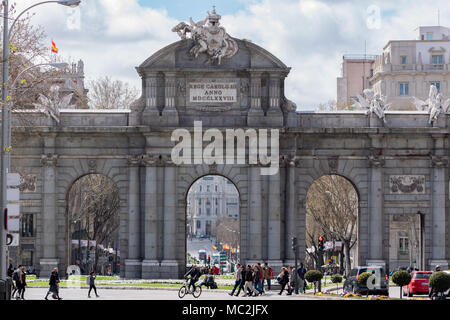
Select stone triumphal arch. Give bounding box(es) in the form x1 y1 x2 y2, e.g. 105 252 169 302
11 11 450 278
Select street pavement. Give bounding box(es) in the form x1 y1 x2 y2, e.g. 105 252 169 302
14 287 344 301
187 237 215 261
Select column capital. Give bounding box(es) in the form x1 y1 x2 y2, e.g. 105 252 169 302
430 155 448 168
368 155 385 168
41 154 58 167
142 154 174 167
127 155 143 167
279 155 300 168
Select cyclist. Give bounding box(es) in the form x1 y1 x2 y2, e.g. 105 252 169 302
184 265 201 293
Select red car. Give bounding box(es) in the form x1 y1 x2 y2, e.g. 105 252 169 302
403 271 433 297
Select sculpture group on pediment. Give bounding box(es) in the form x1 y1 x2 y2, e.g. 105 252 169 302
412 85 450 125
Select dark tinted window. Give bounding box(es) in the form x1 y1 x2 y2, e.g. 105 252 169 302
414 273 431 279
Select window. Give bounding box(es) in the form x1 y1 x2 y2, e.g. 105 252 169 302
206 208 211 216
215 185 218 192
207 185 210 192
215 207 218 215
215 198 218 206
198 208 201 216
196 220 201 229
21 214 34 238
399 83 409 95
401 56 407 64
199 186 202 192
399 233 409 254
427 33 433 40
432 55 443 65
198 198 202 206
21 250 33 266
431 82 441 93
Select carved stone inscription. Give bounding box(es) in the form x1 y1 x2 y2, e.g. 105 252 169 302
189 82 237 103
390 175 425 194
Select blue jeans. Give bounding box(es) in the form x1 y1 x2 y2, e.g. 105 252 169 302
265 278 271 290
231 280 241 295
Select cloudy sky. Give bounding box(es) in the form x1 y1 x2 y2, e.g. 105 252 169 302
12 0 450 110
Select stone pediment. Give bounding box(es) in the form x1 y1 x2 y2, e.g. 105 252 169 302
137 38 290 74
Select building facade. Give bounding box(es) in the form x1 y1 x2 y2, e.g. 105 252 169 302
186 176 239 237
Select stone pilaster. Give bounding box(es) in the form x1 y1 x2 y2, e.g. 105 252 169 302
247 73 264 126
367 150 386 268
283 156 298 262
247 165 263 261
161 72 179 126
267 162 282 269
429 152 449 270
40 153 59 276
124 155 142 279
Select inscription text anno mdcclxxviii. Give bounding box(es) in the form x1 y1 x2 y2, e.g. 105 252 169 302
189 82 237 103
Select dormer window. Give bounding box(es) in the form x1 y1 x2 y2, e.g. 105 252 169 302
401 56 407 64
427 32 433 40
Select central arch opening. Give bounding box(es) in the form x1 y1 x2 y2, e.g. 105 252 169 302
186 175 240 275
66 174 120 276
305 174 359 276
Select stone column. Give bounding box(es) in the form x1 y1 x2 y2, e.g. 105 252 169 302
161 72 179 126
247 165 263 262
161 156 179 277
40 153 59 276
284 157 296 263
247 72 264 126
268 165 282 269
430 153 449 270
141 155 160 279
367 153 386 268
124 155 142 279
266 73 284 126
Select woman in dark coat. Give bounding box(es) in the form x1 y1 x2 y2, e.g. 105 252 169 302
44 268 62 300
278 267 291 295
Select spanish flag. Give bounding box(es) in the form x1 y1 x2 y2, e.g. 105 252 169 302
223 244 229 251
51 40 58 54
212 244 217 251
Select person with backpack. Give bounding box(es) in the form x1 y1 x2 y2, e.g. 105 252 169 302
19 266 27 300
88 271 100 298
263 262 273 291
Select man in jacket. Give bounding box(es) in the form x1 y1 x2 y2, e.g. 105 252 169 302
185 265 201 293
243 265 260 297
229 263 242 296
263 262 273 291
234 265 246 296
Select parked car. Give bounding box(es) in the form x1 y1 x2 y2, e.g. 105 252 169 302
343 266 389 295
402 271 432 297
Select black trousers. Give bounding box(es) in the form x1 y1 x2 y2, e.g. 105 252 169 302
88 285 98 296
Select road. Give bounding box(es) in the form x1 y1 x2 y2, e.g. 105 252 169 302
15 287 344 301
333 285 432 299
187 237 215 261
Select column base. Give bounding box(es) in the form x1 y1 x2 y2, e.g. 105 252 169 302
366 260 386 268
429 260 449 271
141 260 160 279
142 109 179 126
39 259 59 278
124 259 142 279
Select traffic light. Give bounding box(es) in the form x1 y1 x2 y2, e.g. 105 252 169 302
291 237 297 251
318 236 325 252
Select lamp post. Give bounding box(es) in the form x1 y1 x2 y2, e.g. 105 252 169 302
0 0 81 280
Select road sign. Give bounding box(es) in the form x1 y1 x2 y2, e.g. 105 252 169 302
7 173 20 187
7 218 19 232
7 233 19 246
7 203 20 217
7 188 19 202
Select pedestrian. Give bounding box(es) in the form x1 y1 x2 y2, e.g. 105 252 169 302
278 267 290 295
242 265 260 297
288 266 296 295
45 268 62 300
19 266 27 300
256 263 264 294
297 263 306 293
88 271 100 298
11 265 21 299
234 265 246 296
229 263 242 296
263 262 273 291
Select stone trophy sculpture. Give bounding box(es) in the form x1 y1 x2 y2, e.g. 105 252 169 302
172 7 238 65
412 85 450 125
33 85 75 124
352 89 391 124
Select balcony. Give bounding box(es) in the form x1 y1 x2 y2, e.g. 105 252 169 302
423 64 444 71
392 64 416 71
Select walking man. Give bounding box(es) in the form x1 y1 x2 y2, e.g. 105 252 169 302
297 263 306 293
88 271 100 298
229 263 242 296
234 265 246 296
242 265 260 297
19 266 27 300
263 262 273 291
12 265 21 299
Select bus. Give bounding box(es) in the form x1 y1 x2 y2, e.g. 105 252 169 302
198 250 207 262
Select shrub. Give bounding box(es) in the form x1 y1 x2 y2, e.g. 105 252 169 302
392 270 411 287
357 272 372 287
331 274 343 284
305 270 323 283
429 272 450 293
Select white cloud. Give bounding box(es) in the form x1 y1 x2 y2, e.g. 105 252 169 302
10 0 450 109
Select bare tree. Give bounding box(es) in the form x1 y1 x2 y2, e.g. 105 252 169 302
87 76 139 109
68 174 120 273
215 217 239 250
306 175 358 275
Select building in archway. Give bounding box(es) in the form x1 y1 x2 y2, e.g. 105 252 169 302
10 9 450 279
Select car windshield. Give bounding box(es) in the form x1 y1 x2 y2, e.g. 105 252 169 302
414 273 431 279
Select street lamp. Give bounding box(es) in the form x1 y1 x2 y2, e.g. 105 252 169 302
0 0 81 281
